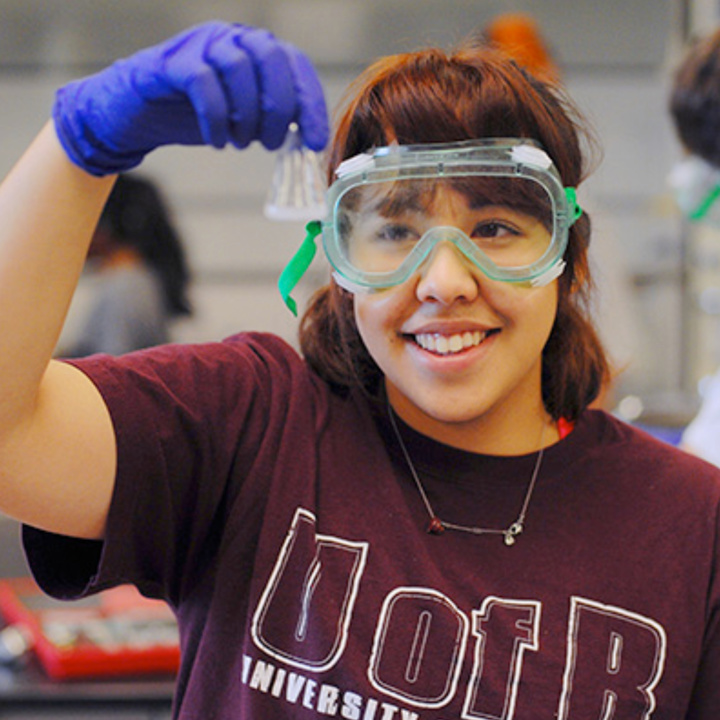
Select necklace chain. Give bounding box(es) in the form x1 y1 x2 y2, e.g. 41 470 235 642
387 402 546 546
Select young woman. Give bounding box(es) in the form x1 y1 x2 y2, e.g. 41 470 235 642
0 20 717 719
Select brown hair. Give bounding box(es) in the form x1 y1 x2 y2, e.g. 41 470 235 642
299 42 610 421
670 29 720 166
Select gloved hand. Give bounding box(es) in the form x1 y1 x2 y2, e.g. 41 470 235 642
53 21 329 176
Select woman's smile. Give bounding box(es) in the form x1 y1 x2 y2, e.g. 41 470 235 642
410 328 495 355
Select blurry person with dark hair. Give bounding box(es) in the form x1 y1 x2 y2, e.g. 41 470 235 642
669 29 720 464
670 29 720 174
64 173 192 357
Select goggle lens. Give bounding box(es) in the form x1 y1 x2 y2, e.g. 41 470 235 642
335 176 555 278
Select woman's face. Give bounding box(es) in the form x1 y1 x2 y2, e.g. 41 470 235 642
353 186 559 454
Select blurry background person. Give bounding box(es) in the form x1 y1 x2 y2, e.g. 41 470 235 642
482 12 560 83
60 173 193 357
669 28 720 464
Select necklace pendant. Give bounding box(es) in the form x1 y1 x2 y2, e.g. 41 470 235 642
504 523 523 546
388 401 545 544
427 517 446 535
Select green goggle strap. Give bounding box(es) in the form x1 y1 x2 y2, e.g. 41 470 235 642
278 220 322 316
690 183 720 222
565 187 583 225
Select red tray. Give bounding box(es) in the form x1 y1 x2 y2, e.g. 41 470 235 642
0 577 179 680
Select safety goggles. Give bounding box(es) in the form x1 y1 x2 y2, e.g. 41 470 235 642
279 138 582 314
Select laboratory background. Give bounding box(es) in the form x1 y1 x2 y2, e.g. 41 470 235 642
0 0 716 713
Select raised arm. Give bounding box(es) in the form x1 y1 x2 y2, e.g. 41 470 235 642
0 22 328 540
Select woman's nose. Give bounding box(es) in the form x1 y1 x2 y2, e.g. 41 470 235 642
414 242 480 305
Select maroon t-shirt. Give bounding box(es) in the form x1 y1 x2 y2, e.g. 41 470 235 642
23 333 720 719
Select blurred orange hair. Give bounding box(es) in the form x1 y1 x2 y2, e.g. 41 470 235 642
484 13 560 83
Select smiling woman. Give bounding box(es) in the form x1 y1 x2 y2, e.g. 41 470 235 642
0 19 717 720
300 49 604 427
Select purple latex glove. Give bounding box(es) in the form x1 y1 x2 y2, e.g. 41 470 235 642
53 21 329 176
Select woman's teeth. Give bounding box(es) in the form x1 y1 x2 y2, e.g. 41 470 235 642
414 330 487 355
